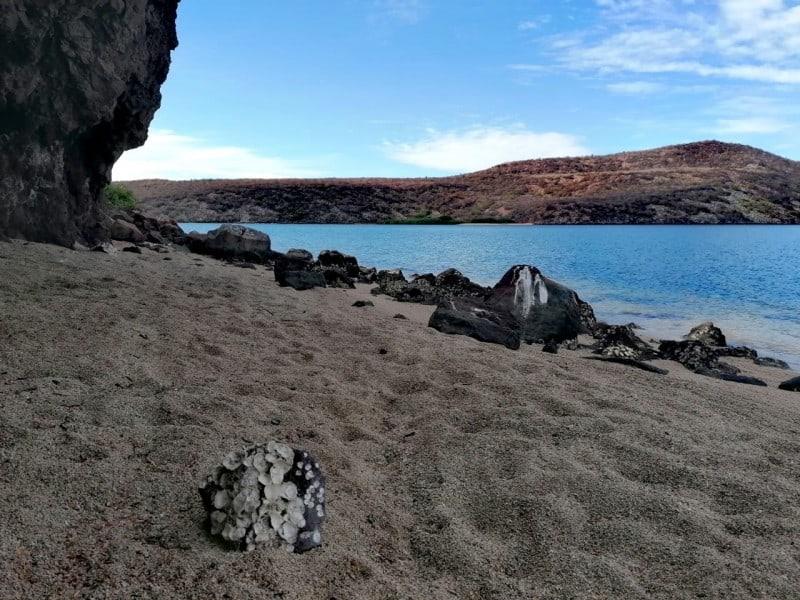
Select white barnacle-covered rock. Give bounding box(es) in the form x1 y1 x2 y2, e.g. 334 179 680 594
199 442 326 553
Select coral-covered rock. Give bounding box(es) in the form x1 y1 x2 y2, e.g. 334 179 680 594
686 322 727 347
659 340 721 372
593 324 658 360
0 0 180 244
199 442 325 554
371 269 409 298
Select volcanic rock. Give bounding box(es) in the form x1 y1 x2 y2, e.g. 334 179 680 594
188 225 272 263
357 267 378 284
695 369 767 387
428 297 521 350
274 254 326 291
686 322 727 347
317 250 359 277
124 210 186 245
659 340 721 372
377 268 489 305
753 357 790 370
286 249 313 262
488 265 584 344
578 299 599 334
593 324 658 360
585 356 669 375
371 269 408 297
778 376 800 392
109 219 146 243
717 346 758 359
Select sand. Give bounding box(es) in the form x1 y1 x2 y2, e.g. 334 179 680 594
1 240 799 600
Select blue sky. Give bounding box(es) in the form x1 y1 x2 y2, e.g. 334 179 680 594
114 0 800 180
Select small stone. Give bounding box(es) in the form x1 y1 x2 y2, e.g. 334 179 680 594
393 314 408 320
352 300 374 308
91 242 117 254
378 348 388 355
542 340 559 354
122 245 142 254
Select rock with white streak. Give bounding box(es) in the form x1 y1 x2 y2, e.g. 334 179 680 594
487 265 585 344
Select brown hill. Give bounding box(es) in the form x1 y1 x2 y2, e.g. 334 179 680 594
124 141 800 224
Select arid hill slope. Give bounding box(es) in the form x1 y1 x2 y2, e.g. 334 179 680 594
125 141 800 224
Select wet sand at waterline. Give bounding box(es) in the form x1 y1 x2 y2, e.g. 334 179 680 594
1 240 799 599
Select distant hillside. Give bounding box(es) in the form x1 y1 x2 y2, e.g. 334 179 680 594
124 141 800 224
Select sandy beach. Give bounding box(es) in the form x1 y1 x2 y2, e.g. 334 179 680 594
1 239 799 599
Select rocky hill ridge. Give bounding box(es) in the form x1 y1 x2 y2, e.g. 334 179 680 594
126 141 800 225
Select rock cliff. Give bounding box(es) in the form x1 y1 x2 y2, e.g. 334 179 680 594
0 1 179 245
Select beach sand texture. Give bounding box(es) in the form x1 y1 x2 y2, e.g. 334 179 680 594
1 240 799 599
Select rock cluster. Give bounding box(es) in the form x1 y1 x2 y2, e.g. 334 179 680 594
109 210 186 245
0 0 180 245
659 334 770 386
274 248 375 290
372 268 488 305
199 442 325 554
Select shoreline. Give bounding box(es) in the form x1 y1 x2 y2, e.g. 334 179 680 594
179 222 800 369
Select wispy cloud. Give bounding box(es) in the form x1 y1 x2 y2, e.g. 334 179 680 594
518 15 551 31
372 0 427 24
710 95 798 135
714 117 789 134
383 126 589 172
554 0 800 85
113 130 321 181
606 81 665 94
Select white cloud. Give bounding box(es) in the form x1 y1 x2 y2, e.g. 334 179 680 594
384 127 589 172
112 130 320 181
557 0 800 85
607 81 665 94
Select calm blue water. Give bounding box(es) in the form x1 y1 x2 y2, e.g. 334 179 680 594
184 223 800 368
